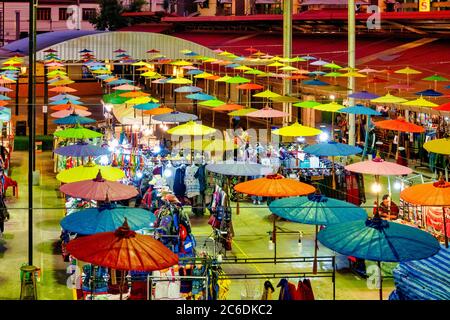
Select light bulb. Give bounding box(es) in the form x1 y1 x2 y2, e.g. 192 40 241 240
99 155 109 166
268 239 274 250
371 182 382 193
163 169 172 178
319 132 328 142
329 94 335 100
393 181 402 190
104 103 113 112
297 137 305 143
136 171 143 179
153 145 161 153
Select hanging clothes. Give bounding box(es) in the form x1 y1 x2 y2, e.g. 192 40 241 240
173 166 187 199
185 165 200 198
261 281 275 300
297 279 315 300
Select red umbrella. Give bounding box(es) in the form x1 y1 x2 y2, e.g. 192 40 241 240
60 171 138 201
434 102 450 112
373 116 425 160
245 47 258 54
67 220 178 299
147 49 160 53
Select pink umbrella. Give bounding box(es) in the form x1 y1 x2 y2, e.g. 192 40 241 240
60 171 138 201
345 155 412 215
112 84 141 91
385 84 415 91
51 109 92 118
246 106 289 130
114 49 126 53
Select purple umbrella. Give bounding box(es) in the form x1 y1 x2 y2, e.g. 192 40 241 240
54 142 111 158
348 90 380 100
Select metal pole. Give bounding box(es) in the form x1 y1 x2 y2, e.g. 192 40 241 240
282 0 292 126
27 0 36 266
348 0 356 146
43 65 48 135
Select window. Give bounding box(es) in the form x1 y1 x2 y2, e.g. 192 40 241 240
37 8 51 21
59 8 69 21
82 8 97 21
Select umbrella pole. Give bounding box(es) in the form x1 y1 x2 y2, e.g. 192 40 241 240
119 270 126 300
443 207 448 248
362 115 370 160
395 130 400 160
212 111 215 128
313 225 318 274
331 156 336 190
272 217 277 264
378 261 383 300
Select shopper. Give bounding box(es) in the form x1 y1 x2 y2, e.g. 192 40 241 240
373 194 399 220
0 196 9 238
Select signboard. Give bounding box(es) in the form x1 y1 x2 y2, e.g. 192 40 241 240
419 0 431 12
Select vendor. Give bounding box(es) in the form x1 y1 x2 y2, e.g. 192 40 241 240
373 194 399 220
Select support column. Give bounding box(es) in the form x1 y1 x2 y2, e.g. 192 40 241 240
348 0 356 146
282 0 292 126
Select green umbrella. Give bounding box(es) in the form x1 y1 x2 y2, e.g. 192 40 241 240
422 74 449 91
293 101 321 108
225 76 250 84
54 124 103 139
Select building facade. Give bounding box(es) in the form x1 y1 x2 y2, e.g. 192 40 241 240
0 0 99 45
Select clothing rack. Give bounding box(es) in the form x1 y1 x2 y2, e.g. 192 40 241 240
146 275 209 301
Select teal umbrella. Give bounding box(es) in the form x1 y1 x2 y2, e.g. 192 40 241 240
318 216 440 299
269 193 367 273
340 105 381 160
60 204 155 235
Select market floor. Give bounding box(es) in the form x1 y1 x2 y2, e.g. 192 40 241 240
0 150 406 300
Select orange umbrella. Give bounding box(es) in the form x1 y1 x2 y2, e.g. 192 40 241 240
67 220 178 299
104 77 119 83
373 116 425 160
49 86 77 93
234 174 315 197
143 106 173 116
0 101 9 107
400 176 450 247
234 174 315 261
119 91 149 98
214 103 244 112
51 103 88 111
236 83 264 90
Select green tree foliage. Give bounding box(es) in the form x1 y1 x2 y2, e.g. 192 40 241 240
90 0 147 31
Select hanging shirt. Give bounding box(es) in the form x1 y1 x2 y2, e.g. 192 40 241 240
173 166 186 198
164 166 177 191
185 165 200 198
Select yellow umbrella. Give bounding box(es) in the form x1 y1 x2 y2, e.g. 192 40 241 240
371 93 408 104
423 138 450 155
234 65 252 71
126 96 158 105
253 90 281 98
341 71 366 78
141 71 161 78
203 58 218 63
167 120 216 136
119 91 149 98
167 77 193 84
401 96 438 107
395 66 422 85
132 61 148 66
315 102 345 136
267 61 285 68
279 66 299 72
92 69 112 74
215 75 232 82
49 79 75 86
194 72 214 79
218 51 232 56
272 122 323 137
56 163 125 183
170 60 193 67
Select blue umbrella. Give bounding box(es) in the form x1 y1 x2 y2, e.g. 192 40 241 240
340 105 381 159
53 114 96 125
225 63 240 68
302 79 330 86
153 111 198 123
308 71 327 77
54 142 111 157
79 49 93 53
133 102 160 110
107 79 134 86
318 216 440 299
348 90 380 100
303 141 362 157
185 92 215 101
50 99 83 105
186 69 204 76
300 55 317 60
233 56 246 62
49 94 80 101
174 86 202 93
269 193 367 225
304 141 362 189
0 94 11 101
184 51 199 56
446 85 450 89
96 75 114 80
270 193 367 273
415 89 443 97
60 204 155 235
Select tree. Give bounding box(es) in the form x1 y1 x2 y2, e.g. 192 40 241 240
90 0 128 31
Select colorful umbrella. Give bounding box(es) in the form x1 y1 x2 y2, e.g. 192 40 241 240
400 177 450 247
49 86 77 93
272 122 322 137
54 142 110 158
60 171 138 201
422 74 449 91
246 106 288 118
373 117 425 133
302 79 330 86
185 92 214 101
174 86 202 93
371 93 407 104
54 125 102 139
234 174 315 197
423 138 450 155
51 104 88 111
153 111 198 123
167 120 216 136
304 141 362 157
66 220 178 299
415 89 443 97
293 101 321 108
143 106 173 116
348 91 380 100
60 204 155 235
206 162 273 177
395 66 422 85
433 102 450 112
402 96 439 108
345 156 412 176
270 193 367 272
56 163 124 183
317 216 440 299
